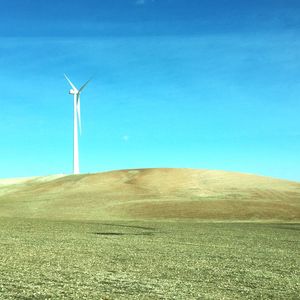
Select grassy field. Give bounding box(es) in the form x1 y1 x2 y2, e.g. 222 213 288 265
0 169 299 298
0 218 299 299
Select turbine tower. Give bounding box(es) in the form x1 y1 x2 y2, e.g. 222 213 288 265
64 74 91 175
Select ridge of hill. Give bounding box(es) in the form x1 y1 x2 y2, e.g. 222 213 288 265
0 168 299 221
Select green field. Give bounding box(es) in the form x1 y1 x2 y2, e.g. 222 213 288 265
0 169 299 299
0 218 299 299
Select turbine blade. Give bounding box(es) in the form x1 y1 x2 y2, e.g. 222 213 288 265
79 77 92 92
64 74 77 91
77 95 82 135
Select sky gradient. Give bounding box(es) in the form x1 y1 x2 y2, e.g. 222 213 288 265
0 0 300 181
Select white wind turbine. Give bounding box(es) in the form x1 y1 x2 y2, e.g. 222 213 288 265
64 74 91 175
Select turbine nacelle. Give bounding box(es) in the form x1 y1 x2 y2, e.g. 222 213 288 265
69 89 78 95
64 73 92 95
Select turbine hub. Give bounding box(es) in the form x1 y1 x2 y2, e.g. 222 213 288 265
69 89 75 94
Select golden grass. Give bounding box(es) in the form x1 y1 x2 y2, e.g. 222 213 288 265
0 168 299 221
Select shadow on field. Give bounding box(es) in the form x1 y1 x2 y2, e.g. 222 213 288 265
89 223 157 236
92 232 155 236
264 223 300 231
268 226 300 232
100 223 155 231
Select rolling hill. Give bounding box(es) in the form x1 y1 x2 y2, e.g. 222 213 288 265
0 168 299 221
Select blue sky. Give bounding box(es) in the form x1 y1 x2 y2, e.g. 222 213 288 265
0 0 300 181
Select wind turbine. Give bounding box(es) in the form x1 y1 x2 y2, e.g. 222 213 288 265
64 74 91 175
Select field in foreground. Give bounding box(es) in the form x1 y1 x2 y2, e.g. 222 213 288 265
0 218 299 299
0 169 299 298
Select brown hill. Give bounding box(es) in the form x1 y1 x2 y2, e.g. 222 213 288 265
0 168 299 221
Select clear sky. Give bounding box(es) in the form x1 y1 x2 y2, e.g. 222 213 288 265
0 0 300 181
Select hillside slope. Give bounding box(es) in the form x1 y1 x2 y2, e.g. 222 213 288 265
0 168 299 221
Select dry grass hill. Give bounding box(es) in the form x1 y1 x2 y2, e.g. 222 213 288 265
0 168 299 221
